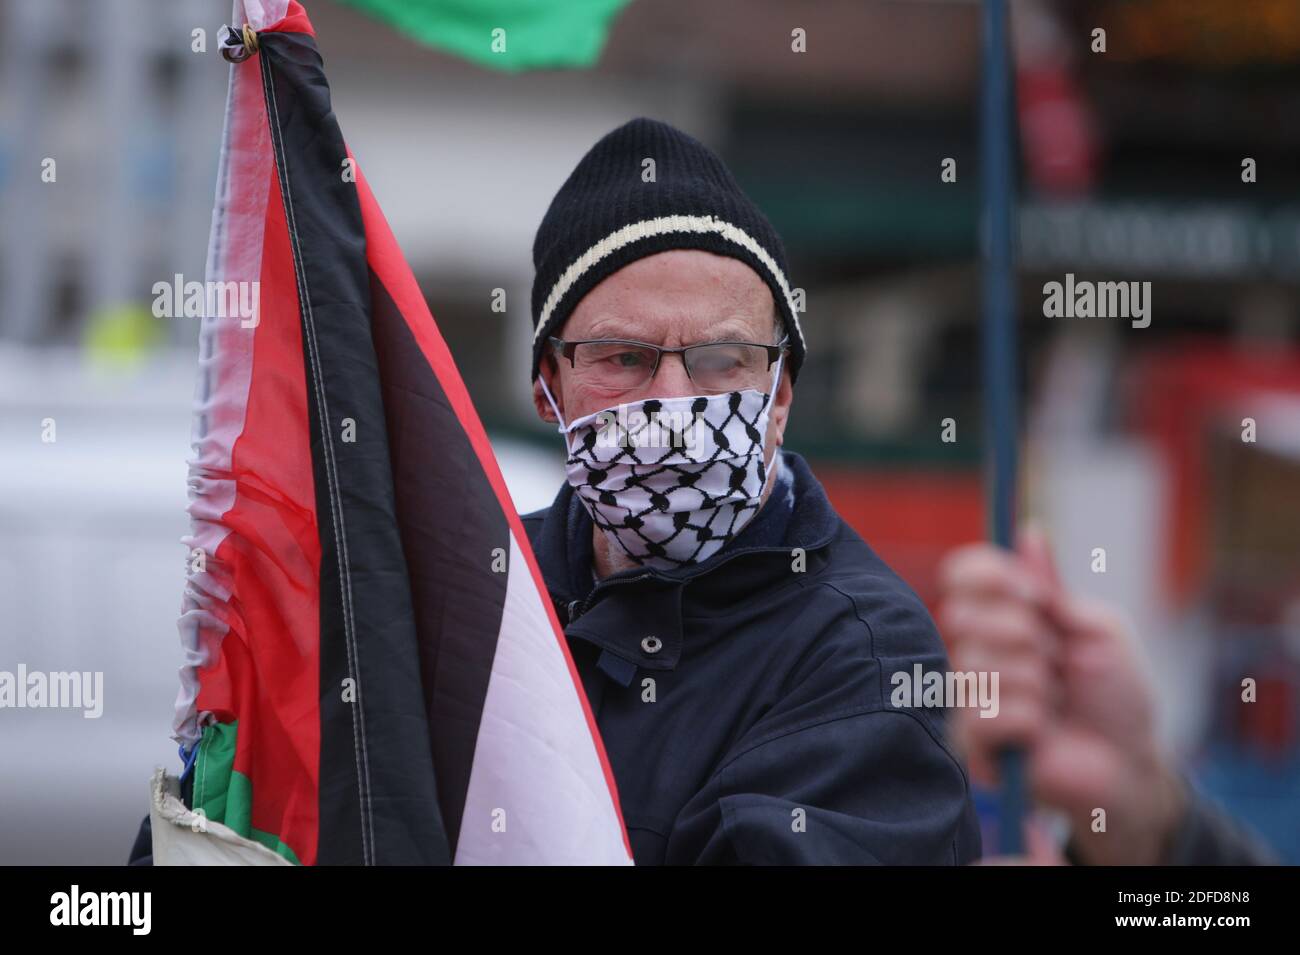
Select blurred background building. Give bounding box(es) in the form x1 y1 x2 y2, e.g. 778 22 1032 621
1 0 1297 862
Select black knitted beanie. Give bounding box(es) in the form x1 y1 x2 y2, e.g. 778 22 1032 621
529 117 805 383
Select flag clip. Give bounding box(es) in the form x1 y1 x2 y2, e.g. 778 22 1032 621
220 23 260 63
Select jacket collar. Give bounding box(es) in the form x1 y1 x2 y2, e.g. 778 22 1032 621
527 449 841 679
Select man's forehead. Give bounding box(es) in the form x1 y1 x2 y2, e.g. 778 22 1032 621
572 310 763 343
564 250 775 342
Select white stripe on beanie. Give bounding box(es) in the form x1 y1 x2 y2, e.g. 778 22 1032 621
533 213 804 352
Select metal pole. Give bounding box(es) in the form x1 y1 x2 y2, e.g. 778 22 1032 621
980 0 1026 857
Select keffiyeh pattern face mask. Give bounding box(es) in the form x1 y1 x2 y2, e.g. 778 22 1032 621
541 355 783 569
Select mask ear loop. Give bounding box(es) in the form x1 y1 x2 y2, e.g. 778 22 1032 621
754 349 786 502
766 349 785 402
537 370 569 433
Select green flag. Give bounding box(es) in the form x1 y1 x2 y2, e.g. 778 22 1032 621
333 0 634 71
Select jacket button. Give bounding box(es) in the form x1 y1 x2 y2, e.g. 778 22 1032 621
640 635 662 655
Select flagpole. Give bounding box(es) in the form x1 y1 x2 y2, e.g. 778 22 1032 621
979 0 1027 856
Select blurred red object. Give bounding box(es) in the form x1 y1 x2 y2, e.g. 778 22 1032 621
1127 343 1300 607
815 468 983 611
1017 61 1099 196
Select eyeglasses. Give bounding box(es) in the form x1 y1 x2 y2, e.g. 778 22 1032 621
549 335 788 394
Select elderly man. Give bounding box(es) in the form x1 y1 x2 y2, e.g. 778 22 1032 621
523 117 981 864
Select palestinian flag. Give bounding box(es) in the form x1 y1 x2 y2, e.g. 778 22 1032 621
332 0 635 72
167 0 631 865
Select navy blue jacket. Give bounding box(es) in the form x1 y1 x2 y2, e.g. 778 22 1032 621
522 449 983 865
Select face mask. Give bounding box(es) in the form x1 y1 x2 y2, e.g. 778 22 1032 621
539 352 784 570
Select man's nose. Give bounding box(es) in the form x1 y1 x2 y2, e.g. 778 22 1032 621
645 351 695 399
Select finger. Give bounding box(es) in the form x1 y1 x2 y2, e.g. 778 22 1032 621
1045 593 1132 656
942 602 1064 680
986 657 1052 704
1017 522 1063 593
956 641 1055 696
1023 814 1069 865
941 600 1053 655
937 543 1047 605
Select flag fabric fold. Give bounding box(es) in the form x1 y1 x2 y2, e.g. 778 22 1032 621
171 0 632 866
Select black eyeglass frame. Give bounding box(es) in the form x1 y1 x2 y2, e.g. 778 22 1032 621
547 335 789 384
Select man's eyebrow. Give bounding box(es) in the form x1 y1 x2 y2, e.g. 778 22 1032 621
581 318 651 340
697 320 764 342
700 329 756 342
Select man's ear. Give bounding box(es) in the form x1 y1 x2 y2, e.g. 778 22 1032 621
533 354 563 424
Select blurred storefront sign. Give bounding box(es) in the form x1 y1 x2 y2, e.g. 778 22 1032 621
1020 200 1300 281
